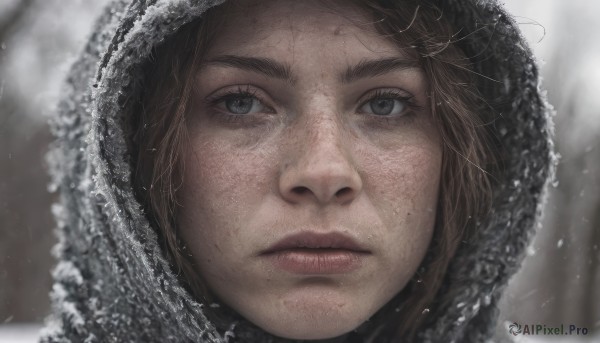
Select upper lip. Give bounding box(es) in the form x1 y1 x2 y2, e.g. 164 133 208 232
261 231 371 255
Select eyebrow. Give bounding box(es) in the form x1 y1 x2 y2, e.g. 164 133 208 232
341 57 421 83
201 55 420 84
203 55 296 84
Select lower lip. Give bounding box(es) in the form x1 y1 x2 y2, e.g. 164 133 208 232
264 249 367 275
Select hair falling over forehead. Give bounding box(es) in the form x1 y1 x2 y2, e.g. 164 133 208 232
131 0 497 340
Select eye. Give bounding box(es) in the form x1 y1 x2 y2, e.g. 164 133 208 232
220 94 266 115
359 90 413 117
362 98 405 116
205 85 274 117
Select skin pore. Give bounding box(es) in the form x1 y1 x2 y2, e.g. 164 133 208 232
177 0 442 340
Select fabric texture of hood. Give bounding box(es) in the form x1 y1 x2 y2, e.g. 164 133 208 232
41 0 555 342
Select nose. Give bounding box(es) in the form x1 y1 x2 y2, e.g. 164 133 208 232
278 116 362 206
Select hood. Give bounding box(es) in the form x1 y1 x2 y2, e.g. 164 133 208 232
41 0 555 342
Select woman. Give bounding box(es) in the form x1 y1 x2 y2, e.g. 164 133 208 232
41 0 554 342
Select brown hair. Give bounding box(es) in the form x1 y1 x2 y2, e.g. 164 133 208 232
131 0 496 340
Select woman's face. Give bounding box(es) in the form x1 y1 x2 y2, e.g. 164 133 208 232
178 0 441 340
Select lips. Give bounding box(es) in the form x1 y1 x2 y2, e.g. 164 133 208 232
260 232 371 275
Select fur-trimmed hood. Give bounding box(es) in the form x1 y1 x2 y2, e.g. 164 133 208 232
41 0 555 342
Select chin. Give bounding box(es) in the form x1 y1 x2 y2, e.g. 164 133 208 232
259 317 362 341
245 294 374 340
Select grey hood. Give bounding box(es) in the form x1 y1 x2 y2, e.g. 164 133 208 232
41 0 555 342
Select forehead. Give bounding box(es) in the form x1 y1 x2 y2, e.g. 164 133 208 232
206 0 405 60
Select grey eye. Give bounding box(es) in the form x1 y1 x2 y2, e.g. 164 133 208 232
362 98 406 116
225 96 258 114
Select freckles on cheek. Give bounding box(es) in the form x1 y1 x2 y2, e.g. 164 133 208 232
363 145 442 221
183 139 273 224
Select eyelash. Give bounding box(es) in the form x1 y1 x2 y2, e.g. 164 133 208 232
362 89 417 109
206 85 259 105
204 85 272 125
358 89 421 124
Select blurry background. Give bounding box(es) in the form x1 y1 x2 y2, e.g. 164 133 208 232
0 0 598 341
0 0 110 340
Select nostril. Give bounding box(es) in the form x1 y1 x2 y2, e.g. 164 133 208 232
335 187 353 199
285 185 357 204
292 186 310 196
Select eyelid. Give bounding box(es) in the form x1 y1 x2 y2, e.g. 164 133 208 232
359 88 413 101
357 88 418 114
204 84 276 114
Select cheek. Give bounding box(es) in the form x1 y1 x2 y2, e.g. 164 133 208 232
361 139 442 226
184 138 271 213
177 137 274 266
359 136 442 284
